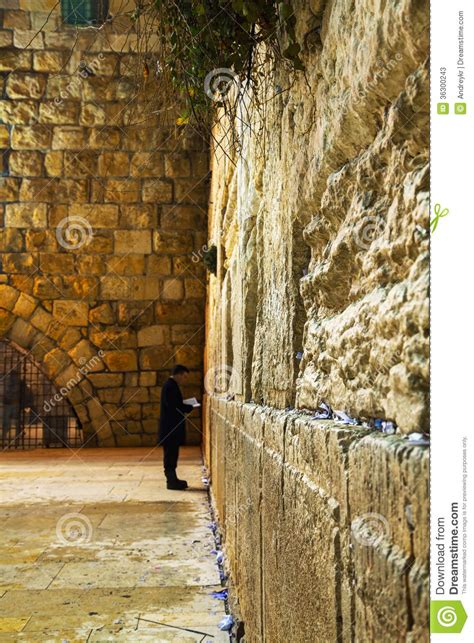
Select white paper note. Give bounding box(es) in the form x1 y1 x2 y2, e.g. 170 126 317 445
183 397 201 408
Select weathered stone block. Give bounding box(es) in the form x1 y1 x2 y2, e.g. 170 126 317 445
76 255 105 275
105 179 140 203
39 101 79 125
161 205 205 230
142 179 173 203
103 350 138 372
8 317 36 348
87 127 121 149
88 373 123 388
162 278 184 301
153 231 193 255
52 126 84 149
69 339 104 371
147 255 172 275
98 152 130 177
53 300 88 326
12 292 36 319
0 125 9 148
119 204 157 229
164 153 191 177
137 325 168 347
1 253 37 274
89 303 115 324
0 229 24 252
139 372 156 386
100 276 130 300
0 49 31 72
171 325 204 346
44 151 63 177
174 178 208 204
0 178 20 202
63 151 98 177
0 99 37 124
9 151 43 177
33 50 66 72
0 285 19 311
184 279 206 299
11 126 51 150
69 204 119 228
6 73 46 99
89 328 136 350
129 276 160 300
139 346 173 370
3 10 30 30
155 302 204 324
39 253 75 274
61 276 99 300
114 230 152 255
107 255 145 276
5 203 47 228
130 152 164 177
117 302 154 328
29 307 53 333
173 345 202 368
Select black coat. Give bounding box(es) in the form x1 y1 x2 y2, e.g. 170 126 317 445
158 378 193 445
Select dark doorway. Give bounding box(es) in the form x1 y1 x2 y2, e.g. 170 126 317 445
0 340 82 450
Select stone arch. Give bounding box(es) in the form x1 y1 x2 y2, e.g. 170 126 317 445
0 284 114 447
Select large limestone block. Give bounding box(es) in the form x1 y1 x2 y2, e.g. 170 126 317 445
5 203 47 228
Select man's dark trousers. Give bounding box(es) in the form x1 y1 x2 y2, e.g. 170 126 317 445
163 440 180 481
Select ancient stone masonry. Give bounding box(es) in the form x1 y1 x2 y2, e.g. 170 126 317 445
0 0 208 446
204 0 429 639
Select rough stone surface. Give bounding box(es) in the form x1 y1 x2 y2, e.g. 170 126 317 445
206 399 429 642
0 4 208 447
204 0 429 640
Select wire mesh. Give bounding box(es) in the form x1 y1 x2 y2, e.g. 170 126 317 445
0 340 82 450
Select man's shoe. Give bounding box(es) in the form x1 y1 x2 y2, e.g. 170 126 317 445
166 479 187 490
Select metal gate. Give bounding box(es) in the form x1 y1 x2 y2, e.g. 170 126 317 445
0 340 82 450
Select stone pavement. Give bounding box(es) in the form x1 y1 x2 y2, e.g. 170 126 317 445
0 447 228 641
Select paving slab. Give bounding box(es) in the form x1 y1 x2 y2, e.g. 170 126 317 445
0 447 228 641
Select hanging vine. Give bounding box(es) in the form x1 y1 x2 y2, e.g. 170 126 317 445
130 0 304 136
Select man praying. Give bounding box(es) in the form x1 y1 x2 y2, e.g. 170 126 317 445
159 365 194 490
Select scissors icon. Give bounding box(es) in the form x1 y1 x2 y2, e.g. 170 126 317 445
430 203 449 233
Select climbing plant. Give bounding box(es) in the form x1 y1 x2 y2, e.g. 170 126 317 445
132 0 303 132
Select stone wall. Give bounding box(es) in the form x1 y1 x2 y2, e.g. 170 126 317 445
204 0 429 639
0 0 208 446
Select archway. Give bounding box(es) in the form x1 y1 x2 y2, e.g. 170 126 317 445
0 339 82 450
